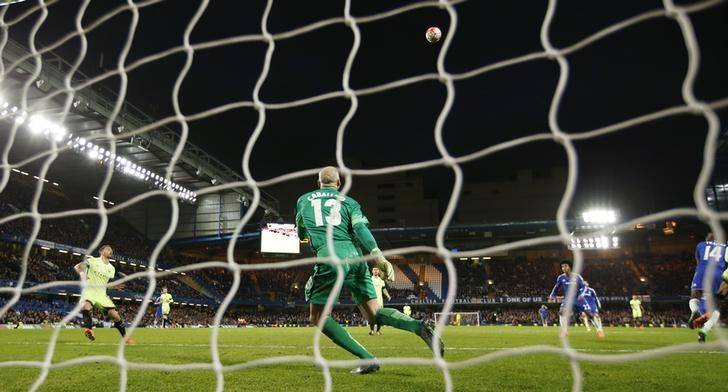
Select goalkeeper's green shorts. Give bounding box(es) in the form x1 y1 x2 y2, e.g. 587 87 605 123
84 291 116 310
305 243 377 305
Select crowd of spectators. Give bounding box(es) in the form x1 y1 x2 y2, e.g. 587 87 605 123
453 255 698 302
0 177 715 329
0 183 157 261
3 295 708 328
0 239 705 308
0 242 199 299
489 306 691 327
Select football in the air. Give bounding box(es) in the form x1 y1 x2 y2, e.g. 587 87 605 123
425 26 441 43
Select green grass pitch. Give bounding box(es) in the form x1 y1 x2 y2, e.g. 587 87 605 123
0 326 726 391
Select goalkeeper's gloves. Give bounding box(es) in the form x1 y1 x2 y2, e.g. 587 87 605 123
371 247 395 282
723 268 728 283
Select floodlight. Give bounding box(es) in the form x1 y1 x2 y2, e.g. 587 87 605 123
582 209 617 224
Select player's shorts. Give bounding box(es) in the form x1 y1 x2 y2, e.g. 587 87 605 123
560 298 586 313
155 305 163 318
84 291 116 310
162 304 171 315
375 295 384 309
691 263 724 293
632 311 642 319
305 242 376 305
584 301 598 314
577 301 590 313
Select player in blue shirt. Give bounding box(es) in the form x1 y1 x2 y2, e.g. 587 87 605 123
153 294 163 328
548 260 587 337
538 305 549 327
581 281 605 338
688 233 726 343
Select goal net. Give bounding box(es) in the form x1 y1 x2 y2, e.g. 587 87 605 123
435 312 480 326
0 0 726 391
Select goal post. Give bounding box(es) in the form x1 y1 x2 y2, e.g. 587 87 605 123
434 312 480 326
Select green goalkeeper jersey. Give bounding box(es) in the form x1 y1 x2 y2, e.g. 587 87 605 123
296 188 369 255
85 256 115 296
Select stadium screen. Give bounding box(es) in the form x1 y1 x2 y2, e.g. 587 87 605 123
260 223 300 254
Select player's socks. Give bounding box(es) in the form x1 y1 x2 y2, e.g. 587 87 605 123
699 310 721 334
582 316 591 331
558 315 568 334
321 316 374 359
114 320 127 338
688 298 701 328
688 298 700 313
593 316 604 332
81 309 93 329
374 308 420 334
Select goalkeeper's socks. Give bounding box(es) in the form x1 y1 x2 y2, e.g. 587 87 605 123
321 317 374 359
81 309 93 329
375 308 420 334
114 320 127 337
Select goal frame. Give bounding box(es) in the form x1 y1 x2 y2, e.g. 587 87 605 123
434 312 480 326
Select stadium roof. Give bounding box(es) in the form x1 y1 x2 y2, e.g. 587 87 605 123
0 38 280 215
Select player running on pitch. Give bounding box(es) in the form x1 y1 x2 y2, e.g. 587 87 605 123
153 293 163 327
687 233 726 343
582 281 605 338
696 261 728 336
159 287 174 328
368 267 391 336
74 245 134 344
297 166 443 374
548 260 587 337
629 295 644 329
538 305 549 327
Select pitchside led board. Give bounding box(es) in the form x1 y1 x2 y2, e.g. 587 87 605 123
260 223 300 254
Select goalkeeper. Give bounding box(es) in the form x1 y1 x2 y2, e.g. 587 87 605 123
297 167 443 374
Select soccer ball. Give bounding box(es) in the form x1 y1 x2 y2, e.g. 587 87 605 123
425 27 441 43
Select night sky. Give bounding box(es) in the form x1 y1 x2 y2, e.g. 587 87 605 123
4 0 728 220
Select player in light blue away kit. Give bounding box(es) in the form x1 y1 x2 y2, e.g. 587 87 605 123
548 260 587 337
581 281 605 338
538 305 549 327
687 233 726 343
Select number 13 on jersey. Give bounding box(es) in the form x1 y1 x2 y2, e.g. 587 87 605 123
311 199 341 226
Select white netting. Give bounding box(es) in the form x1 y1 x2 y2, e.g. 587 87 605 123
0 0 726 391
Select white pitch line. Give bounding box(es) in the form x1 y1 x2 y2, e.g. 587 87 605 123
2 341 727 355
